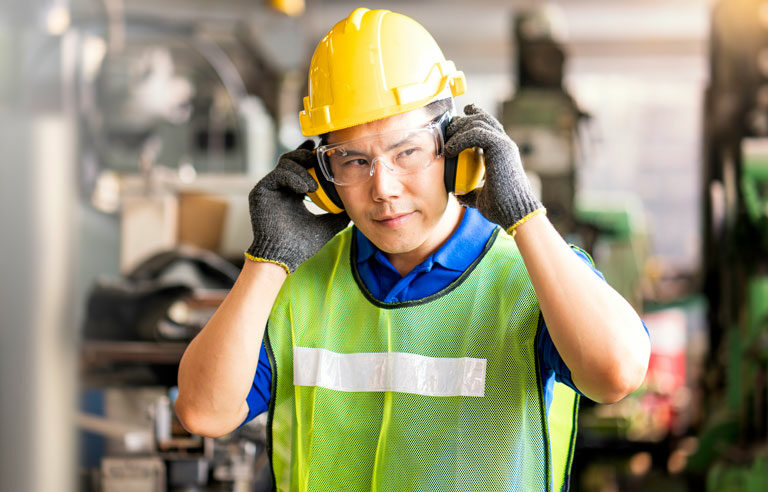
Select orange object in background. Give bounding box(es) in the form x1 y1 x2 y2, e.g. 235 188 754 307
177 192 228 252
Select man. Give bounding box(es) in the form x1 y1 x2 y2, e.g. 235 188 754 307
175 8 649 491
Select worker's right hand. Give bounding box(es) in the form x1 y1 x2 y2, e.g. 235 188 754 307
245 140 350 274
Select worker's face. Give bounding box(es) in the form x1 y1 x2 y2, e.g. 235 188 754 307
328 108 456 257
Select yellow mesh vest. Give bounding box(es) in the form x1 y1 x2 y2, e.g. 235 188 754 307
265 227 579 491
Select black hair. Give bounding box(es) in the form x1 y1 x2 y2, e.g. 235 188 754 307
424 97 456 120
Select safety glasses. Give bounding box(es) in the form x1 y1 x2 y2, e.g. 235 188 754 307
315 117 447 186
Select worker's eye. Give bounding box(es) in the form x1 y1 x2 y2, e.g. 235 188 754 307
342 158 369 167
398 147 418 158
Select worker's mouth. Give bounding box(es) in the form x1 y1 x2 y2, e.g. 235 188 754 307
373 212 415 229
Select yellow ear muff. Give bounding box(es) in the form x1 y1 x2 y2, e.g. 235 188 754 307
454 147 485 195
307 167 345 214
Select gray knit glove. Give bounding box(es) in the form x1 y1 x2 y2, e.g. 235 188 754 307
245 140 350 273
444 104 544 233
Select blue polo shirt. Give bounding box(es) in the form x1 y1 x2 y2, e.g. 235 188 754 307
242 206 647 425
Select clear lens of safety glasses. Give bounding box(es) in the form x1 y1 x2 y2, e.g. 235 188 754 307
316 123 444 186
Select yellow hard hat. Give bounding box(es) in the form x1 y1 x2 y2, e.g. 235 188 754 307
299 8 467 136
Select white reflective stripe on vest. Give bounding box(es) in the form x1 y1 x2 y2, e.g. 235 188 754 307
293 346 487 397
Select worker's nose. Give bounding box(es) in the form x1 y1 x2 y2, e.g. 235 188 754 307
369 158 403 202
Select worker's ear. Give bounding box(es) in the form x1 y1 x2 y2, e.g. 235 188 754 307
307 158 345 214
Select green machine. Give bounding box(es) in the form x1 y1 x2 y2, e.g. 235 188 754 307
697 142 768 491
574 200 647 312
694 1 768 488
742 142 768 248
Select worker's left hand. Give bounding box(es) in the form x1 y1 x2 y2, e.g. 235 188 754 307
445 104 544 232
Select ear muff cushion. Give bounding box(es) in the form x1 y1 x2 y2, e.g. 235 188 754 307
439 111 458 194
443 154 458 194
310 162 346 212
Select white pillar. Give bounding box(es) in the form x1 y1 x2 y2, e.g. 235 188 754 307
0 2 78 491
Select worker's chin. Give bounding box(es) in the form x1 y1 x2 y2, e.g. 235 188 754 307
359 224 424 255
374 238 420 255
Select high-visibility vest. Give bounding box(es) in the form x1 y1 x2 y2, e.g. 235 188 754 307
265 227 579 491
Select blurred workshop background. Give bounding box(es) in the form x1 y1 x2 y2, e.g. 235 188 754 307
1 0 768 490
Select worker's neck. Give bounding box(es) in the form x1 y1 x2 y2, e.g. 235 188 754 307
384 197 464 277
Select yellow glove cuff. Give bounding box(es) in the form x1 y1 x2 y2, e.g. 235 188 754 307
243 252 291 275
505 208 547 238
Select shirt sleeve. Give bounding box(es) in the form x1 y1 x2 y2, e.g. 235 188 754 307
239 341 273 427
537 245 650 395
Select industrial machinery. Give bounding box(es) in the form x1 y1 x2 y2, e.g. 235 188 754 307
693 0 768 489
83 247 238 342
500 8 715 492
79 387 271 492
500 5 588 236
79 246 272 491
499 6 652 308
69 4 314 490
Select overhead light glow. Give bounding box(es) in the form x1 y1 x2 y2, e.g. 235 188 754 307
759 2 768 29
270 0 305 17
82 36 107 81
46 5 70 35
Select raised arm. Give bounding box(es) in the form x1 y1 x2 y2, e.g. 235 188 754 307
513 214 648 403
175 261 286 437
445 104 649 404
175 141 350 437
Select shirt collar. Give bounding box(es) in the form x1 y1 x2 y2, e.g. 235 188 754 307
432 206 496 271
355 227 379 263
354 206 497 273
